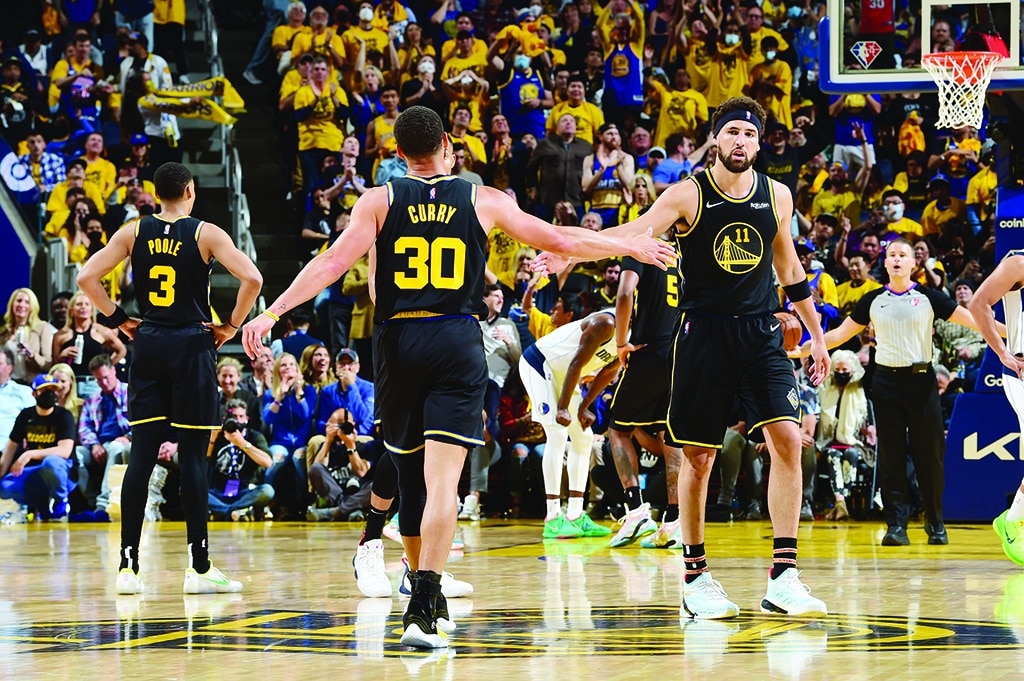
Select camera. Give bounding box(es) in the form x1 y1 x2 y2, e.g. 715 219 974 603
223 417 239 433
339 421 355 435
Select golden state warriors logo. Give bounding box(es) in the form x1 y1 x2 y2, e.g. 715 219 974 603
520 83 540 103
611 53 631 78
713 222 763 274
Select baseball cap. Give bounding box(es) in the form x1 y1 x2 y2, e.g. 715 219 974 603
456 29 473 40
794 236 816 253
336 348 359 363
831 159 848 171
2 56 22 69
298 52 315 64
597 122 618 135
130 132 149 146
767 121 789 135
929 173 951 188
128 31 141 41
32 374 59 392
648 146 667 158
953 278 977 292
815 212 838 227
25 29 40 41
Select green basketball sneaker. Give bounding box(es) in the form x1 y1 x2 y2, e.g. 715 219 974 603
993 510 1024 566
569 512 612 537
544 514 584 539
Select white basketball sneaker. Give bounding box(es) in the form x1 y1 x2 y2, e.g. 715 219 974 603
183 564 243 594
116 568 143 595
609 502 659 547
353 539 392 598
760 569 828 617
682 571 740 619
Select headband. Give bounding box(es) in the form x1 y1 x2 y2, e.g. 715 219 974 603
713 108 763 139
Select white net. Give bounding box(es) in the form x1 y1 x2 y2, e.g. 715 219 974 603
921 51 1002 129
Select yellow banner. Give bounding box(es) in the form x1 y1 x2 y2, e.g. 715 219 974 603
139 94 239 125
146 76 246 115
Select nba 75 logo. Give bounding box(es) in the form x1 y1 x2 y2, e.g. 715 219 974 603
850 41 883 69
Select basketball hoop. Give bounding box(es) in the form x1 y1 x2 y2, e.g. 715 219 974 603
921 51 1002 130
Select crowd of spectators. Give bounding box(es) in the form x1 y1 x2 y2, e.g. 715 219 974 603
0 0 1010 524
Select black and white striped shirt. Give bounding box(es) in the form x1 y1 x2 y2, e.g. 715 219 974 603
851 284 957 368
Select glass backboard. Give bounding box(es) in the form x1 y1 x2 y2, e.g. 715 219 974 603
820 0 1023 93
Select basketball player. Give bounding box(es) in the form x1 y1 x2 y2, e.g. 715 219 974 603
519 309 620 540
241 106 675 648
967 251 1024 566
76 162 263 595
536 96 830 619
606 237 684 549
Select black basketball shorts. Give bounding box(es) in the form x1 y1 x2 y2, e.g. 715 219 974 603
128 323 219 429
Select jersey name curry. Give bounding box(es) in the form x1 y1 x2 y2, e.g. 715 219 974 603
132 215 213 325
675 169 779 315
374 176 487 323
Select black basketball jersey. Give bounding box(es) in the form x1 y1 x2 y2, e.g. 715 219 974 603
132 215 213 326
621 244 681 347
676 169 780 315
374 176 487 323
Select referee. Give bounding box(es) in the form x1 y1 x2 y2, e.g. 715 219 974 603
804 239 986 546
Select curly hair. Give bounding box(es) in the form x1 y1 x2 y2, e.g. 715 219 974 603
394 106 445 158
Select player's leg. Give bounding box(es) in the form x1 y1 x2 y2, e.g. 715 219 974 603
173 327 241 594
564 405 608 537
608 426 658 546
758 423 826 618
116 421 164 594
640 434 683 548
995 374 1024 564
353 448 398 597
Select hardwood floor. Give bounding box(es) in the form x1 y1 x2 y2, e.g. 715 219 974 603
2 518 1023 680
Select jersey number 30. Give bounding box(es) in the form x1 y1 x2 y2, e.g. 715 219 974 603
149 265 176 307
393 236 466 290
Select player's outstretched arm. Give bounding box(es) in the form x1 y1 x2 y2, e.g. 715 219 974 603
242 186 383 358
200 223 264 348
478 187 676 270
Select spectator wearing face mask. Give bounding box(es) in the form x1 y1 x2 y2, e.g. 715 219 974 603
400 55 446 123
492 38 551 143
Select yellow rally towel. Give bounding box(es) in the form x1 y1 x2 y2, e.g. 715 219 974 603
494 24 548 58
144 76 246 118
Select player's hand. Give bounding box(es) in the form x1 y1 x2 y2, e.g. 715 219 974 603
158 441 178 462
242 313 277 359
631 228 677 270
578 405 596 429
998 351 1024 379
616 341 646 366
119 318 140 340
203 321 237 349
806 337 830 385
555 408 572 427
530 251 573 277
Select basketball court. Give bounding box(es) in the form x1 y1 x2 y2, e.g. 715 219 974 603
1 519 1022 678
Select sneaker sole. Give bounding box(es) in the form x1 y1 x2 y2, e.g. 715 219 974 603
681 600 740 620
401 623 449 648
759 599 827 618
183 579 243 594
437 617 456 633
609 521 658 548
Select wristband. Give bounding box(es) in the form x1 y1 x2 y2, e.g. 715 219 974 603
226 320 240 329
263 310 281 322
107 305 130 327
783 280 812 304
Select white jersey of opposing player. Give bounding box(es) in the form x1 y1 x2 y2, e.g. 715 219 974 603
1004 250 1024 357
534 309 620 378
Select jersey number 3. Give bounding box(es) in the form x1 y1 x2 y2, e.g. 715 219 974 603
393 236 466 290
149 265 176 307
